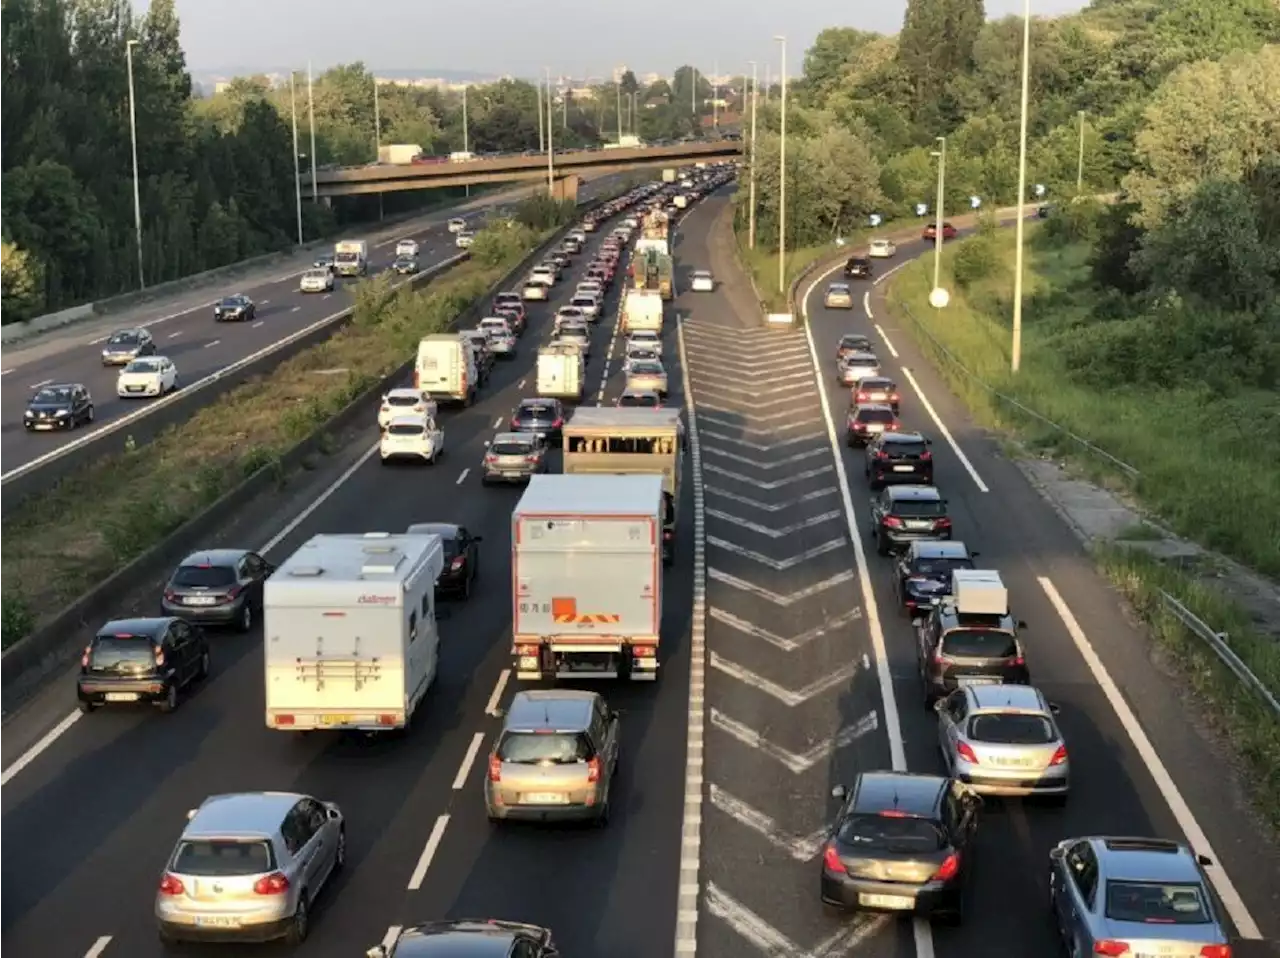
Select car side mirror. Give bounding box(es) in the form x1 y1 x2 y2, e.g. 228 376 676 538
1196 854 1213 867
926 439 933 445
366 947 389 958
933 698 946 712
970 551 980 558
186 808 198 821
1048 703 1061 715
328 807 341 820
1049 846 1065 861
1017 620 1028 629
830 785 846 800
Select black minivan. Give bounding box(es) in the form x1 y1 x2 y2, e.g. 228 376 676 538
77 617 210 714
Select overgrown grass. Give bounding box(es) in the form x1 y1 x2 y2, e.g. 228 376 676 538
736 240 857 313
0 225 550 650
884 226 1280 577
1095 544 1280 832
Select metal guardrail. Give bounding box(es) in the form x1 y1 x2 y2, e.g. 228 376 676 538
1159 591 1280 719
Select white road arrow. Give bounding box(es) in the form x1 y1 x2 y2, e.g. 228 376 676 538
703 448 825 471
709 652 859 705
708 606 861 651
710 708 880 773
705 486 840 512
709 537 847 570
699 429 827 451
699 409 824 429
705 463 834 490
708 568 854 605
705 882 891 958
708 784 828 860
705 509 843 538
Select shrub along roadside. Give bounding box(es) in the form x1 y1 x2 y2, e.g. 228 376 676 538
0 220 551 650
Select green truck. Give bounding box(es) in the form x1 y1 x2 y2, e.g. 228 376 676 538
630 248 674 300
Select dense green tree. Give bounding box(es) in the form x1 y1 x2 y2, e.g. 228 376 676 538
896 0 985 126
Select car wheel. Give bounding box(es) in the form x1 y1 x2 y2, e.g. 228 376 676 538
158 683 179 713
78 700 97 714
284 896 309 945
158 928 179 949
461 575 472 600
238 602 253 633
197 649 211 680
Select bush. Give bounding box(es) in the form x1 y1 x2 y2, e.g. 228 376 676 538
951 234 1002 288
469 223 539 267
513 194 577 231
1039 197 1103 247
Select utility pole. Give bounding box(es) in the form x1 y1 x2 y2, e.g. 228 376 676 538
462 85 470 198
125 39 145 288
616 80 623 143
373 77 383 218
307 61 318 200
290 72 303 245
1076 110 1086 195
776 36 787 294
748 60 758 249
713 61 719 131
545 66 554 194
1011 0 1032 373
537 77 545 152
933 136 946 297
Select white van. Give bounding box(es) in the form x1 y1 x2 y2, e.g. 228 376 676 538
415 334 477 406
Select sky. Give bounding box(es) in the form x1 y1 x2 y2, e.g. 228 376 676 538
141 0 1092 78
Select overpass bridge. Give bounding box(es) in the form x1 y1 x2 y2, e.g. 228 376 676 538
308 139 743 200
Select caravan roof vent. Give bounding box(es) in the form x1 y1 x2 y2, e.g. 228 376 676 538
361 550 405 576
287 565 325 577
363 532 391 539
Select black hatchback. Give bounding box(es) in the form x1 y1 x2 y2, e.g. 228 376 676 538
893 540 979 616
24 383 94 431
370 919 559 958
161 549 274 631
845 256 873 279
865 431 934 489
407 522 483 599
870 485 952 555
821 771 980 922
510 398 566 442
77 617 210 714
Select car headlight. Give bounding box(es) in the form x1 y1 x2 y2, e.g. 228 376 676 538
24 410 34 418
54 409 69 417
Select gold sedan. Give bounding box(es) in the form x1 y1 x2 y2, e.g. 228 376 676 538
824 282 855 309
625 359 669 397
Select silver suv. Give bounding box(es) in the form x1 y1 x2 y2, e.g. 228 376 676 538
155 791 345 945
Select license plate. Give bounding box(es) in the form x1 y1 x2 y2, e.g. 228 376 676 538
870 393 886 400
859 893 915 910
522 792 569 805
867 424 884 432
893 466 914 472
319 714 353 726
503 471 524 478
185 596 217 606
957 677 998 687
194 916 241 927
105 692 140 702
995 757 1033 766
906 520 931 529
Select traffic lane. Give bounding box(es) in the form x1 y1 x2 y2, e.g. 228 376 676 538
807 287 1276 945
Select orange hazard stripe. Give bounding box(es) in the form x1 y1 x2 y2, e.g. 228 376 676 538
552 613 622 624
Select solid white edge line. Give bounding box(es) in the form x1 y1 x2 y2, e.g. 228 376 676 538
0 709 82 787
862 290 873 319
800 263 934 958
451 731 486 790
406 813 450 890
873 325 899 359
382 926 403 949
673 315 707 957
895 366 989 494
83 936 112 958
484 669 511 716
1037 576 1261 939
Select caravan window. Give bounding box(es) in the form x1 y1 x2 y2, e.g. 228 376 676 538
566 434 675 455
421 588 433 618
408 610 419 644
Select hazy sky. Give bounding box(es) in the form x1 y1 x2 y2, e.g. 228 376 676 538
141 0 1091 77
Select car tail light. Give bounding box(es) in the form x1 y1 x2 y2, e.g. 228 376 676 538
934 517 952 529
956 741 980 764
253 872 290 895
856 392 868 401
889 393 900 401
553 417 564 428
1049 745 1068 766
485 454 498 463
274 714 295 726
932 853 960 881
932 648 947 665
153 646 166 667
822 844 847 874
450 557 465 570
1010 653 1025 666
511 417 520 428
158 873 185 896
516 644 539 656
163 588 177 601
524 455 539 463
1199 947 1231 958
223 585 242 601
875 450 890 460
1093 943 1129 957
883 516 904 529
81 645 92 667
586 757 601 783
920 450 932 460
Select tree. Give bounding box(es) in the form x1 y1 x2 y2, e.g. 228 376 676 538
896 0 985 124
619 70 639 96
1 240 44 320
671 65 712 119
803 28 884 104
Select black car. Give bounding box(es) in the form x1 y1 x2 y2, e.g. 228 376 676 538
368 919 559 958
24 383 94 431
214 294 256 322
869 485 951 555
76 617 210 714
510 398 566 441
549 250 571 269
846 403 900 448
161 549 274 631
845 256 873 279
1037 203 1054 219
836 333 875 361
866 431 934 489
393 256 420 275
821 771 980 922
100 327 156 366
916 599 1029 706
313 254 336 272
459 331 495 384
407 523 482 599
892 540 979 617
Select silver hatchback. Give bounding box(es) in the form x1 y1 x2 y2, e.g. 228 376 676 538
155 791 345 945
482 432 549 484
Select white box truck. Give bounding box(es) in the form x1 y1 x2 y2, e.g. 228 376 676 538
334 239 368 277
536 343 585 400
415 334 478 406
511 474 664 683
379 143 423 164
621 288 664 334
264 532 444 733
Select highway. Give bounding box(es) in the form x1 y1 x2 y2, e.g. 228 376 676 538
0 178 622 480
0 184 702 958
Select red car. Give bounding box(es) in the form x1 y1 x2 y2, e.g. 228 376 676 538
922 222 958 241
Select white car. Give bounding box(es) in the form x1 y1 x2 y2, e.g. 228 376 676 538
117 356 178 398
380 414 444 464
868 238 898 258
575 281 603 299
299 268 334 293
626 330 663 355
455 231 475 249
690 270 715 292
521 282 548 301
378 387 437 431
447 217 467 234
624 347 660 370
569 295 602 321
395 239 419 258
528 266 556 287
554 306 587 332
478 317 516 356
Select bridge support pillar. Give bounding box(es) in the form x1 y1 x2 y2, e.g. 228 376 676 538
551 174 581 204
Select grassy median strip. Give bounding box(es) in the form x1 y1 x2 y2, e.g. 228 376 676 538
0 223 551 648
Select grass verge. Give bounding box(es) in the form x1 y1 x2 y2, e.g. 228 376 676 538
0 221 554 649
736 240 855 313
1095 544 1280 832
883 225 1280 577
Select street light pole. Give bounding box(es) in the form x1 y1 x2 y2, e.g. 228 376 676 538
1011 0 1032 373
306 61 318 201
1076 110 1086 195
373 77 384 218
125 39 145 289
615 81 623 143
537 77 545 152
933 136 946 297
748 60 758 250
713 61 719 131
545 66 554 194
776 35 787 294
462 85 470 198
290 71 303 245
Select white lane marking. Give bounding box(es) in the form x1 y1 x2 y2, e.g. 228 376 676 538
323 294 331 300
896 366 989 493
517 377 526 388
710 652 859 705
1038 576 1261 939
1 368 13 375
485 669 511 716
0 710 82 787
710 708 880 774
451 732 486 790
29 378 52 389
290 306 300 313
673 316 707 958
871 259 913 286
167 331 183 339
83 936 112 958
406 814 450 890
382 927 402 949
708 784 827 860
705 882 888 957
493 417 504 429
203 339 221 349
863 290 873 318
251 321 264 329
259 300 270 306
873 324 899 358
455 467 469 485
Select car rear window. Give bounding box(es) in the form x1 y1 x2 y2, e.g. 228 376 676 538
173 565 237 587
913 556 973 577
940 629 1018 658
857 408 896 423
630 364 663 375
618 394 659 407
571 298 595 308
884 440 928 457
172 839 275 876
1104 880 1212 925
517 404 554 420
891 499 945 517
838 813 945 852
89 635 155 667
840 338 870 349
387 394 420 407
967 714 1054 744
492 440 533 456
480 320 508 333
497 732 595 763
387 423 424 436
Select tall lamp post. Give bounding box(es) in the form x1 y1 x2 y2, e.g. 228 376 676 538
932 136 946 298
290 71 304 245
775 35 787 294
712 61 719 131
306 62 318 201
373 77 384 218
125 39 145 289
544 67 554 194
462 85 471 198
747 60 758 249
1010 0 1032 373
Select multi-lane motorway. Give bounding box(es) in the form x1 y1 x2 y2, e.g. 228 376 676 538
2 186 1278 958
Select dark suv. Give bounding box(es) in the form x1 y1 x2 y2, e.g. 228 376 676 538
869 485 952 555
916 604 1030 707
510 398 566 442
844 256 873 279
866 432 934 488
77 617 210 714
161 549 274 631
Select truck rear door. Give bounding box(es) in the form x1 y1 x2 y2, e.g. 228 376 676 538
417 343 459 394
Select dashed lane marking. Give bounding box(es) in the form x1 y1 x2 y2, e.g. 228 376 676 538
484 669 511 716
202 339 220 349
873 324 899 358
83 936 112 958
451 732 485 790
406 814 450 890
251 321 264 329
455 467 469 485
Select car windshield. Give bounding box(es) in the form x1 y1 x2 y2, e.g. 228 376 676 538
619 393 658 407
912 556 973 577
497 731 594 764
840 337 870 349
571 298 595 308
172 840 275 877
838 813 945 853
517 404 555 420
219 298 242 307
967 713 1055 744
107 332 140 345
89 635 154 668
629 350 658 362
32 387 74 404
940 629 1018 658
388 422 424 436
857 408 896 423
387 393 422 406
492 440 533 456
1104 881 1212 925
884 440 928 457
630 363 663 375
890 498 946 517
828 285 850 293
172 565 237 587
480 321 508 334
124 359 160 373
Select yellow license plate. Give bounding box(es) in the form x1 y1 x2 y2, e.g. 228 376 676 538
319 714 353 726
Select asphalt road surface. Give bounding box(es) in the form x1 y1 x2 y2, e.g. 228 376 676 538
0 187 701 958
0 178 623 478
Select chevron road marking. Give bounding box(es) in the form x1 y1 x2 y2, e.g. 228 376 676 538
699 408 825 428
680 348 815 372
703 447 826 470
708 568 854 605
705 883 891 958
709 652 859 705
708 785 828 860
682 323 809 344
694 380 817 401
704 463 834 490
692 369 815 391
698 412 823 435
708 537 847 571
708 607 862 651
705 486 840 512
710 708 881 773
698 429 827 451
705 509 843 538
